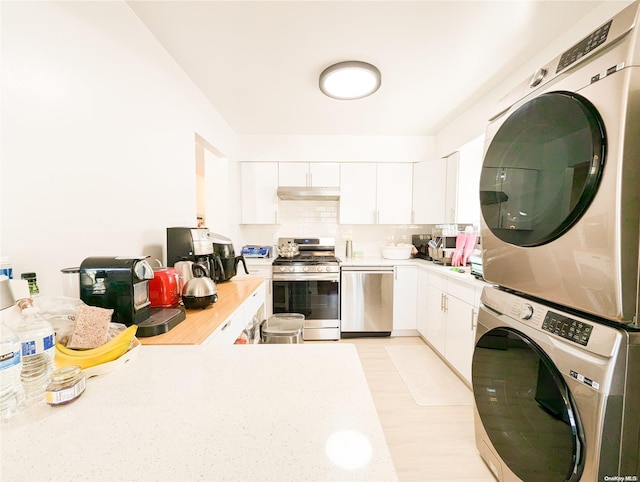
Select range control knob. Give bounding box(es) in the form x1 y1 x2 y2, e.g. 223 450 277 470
279 267 286 272
520 303 534 320
316 266 323 272
529 68 547 88
303 266 309 272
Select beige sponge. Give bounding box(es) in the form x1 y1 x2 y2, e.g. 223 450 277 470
67 305 113 349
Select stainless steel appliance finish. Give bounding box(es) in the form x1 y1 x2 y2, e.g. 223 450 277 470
479 2 640 326
272 237 340 340
340 266 393 337
473 286 640 481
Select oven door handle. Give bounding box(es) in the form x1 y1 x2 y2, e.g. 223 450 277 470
272 273 340 282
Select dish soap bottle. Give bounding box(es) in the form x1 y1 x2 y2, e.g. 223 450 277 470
0 322 25 421
15 299 55 405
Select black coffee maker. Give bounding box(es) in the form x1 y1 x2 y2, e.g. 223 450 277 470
210 233 248 282
79 256 154 325
166 227 219 277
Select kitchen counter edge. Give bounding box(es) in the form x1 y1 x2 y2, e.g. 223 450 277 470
138 276 264 345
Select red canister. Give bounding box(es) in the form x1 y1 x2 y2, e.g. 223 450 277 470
148 267 181 308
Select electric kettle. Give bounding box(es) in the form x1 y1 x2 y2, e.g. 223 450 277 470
181 263 218 309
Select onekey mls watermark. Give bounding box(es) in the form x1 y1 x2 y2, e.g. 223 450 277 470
603 476 638 481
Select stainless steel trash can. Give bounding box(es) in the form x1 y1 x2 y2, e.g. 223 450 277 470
261 313 304 344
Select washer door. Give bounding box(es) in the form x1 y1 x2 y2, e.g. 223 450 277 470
480 91 606 247
472 327 585 481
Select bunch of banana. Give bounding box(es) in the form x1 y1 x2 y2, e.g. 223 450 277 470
55 325 138 370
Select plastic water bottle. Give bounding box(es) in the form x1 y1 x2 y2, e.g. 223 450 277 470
15 300 55 405
0 322 25 421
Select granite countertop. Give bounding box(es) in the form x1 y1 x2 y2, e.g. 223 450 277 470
139 277 264 345
1 344 398 482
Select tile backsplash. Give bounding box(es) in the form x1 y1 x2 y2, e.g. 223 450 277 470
239 200 439 258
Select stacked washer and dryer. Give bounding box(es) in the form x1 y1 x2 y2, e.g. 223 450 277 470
473 2 640 481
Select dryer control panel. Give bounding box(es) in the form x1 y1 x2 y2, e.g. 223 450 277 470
542 311 593 346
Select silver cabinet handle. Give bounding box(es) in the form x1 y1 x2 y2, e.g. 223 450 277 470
440 293 445 312
444 295 448 313
471 308 477 330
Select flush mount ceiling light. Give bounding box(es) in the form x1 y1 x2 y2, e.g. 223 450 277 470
319 61 381 100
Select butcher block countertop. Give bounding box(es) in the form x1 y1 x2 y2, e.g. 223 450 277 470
139 276 264 345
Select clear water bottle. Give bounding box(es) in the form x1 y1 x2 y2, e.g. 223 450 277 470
16 300 55 405
0 322 25 421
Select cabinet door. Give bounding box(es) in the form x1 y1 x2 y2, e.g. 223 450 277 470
377 163 413 224
309 163 339 187
456 134 484 225
412 158 446 224
392 265 417 331
416 268 429 338
241 162 279 224
426 285 446 354
444 152 460 223
278 162 309 186
238 267 272 317
340 163 377 224
444 295 475 383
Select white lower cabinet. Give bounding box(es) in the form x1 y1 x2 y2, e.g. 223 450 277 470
416 268 428 338
236 263 272 317
392 265 417 333
206 283 266 345
444 290 476 383
425 272 446 354
421 268 479 384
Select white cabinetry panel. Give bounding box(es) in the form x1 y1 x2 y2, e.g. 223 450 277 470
241 162 278 224
377 163 413 224
340 163 412 224
392 265 417 332
340 163 377 224
278 162 339 187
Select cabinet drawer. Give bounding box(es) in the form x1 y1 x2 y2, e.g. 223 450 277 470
208 308 246 345
447 278 476 306
427 271 447 290
244 283 266 317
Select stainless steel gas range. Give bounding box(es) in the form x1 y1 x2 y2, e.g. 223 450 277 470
271 237 340 340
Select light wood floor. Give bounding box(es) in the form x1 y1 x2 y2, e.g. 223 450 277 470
343 336 495 482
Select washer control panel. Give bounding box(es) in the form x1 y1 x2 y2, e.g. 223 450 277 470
542 311 593 346
556 19 612 72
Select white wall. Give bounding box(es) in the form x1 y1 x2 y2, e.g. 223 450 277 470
238 135 434 162
1 1 237 295
434 0 632 157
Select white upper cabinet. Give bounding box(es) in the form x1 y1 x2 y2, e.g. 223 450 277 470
377 163 413 224
340 163 412 224
455 134 484 225
278 162 340 187
444 151 459 223
412 157 447 224
241 162 279 224
412 134 484 226
340 163 377 224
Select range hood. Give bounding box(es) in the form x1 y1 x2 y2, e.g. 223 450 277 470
277 186 340 201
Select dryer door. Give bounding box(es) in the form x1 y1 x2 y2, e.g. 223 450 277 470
472 327 585 481
480 91 606 247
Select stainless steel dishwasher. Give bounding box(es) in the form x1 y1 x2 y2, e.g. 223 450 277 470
340 266 394 337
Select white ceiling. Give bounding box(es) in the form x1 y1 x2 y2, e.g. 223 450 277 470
128 1 607 137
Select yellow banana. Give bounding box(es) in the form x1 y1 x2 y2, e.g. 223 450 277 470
56 325 138 357
55 325 138 370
